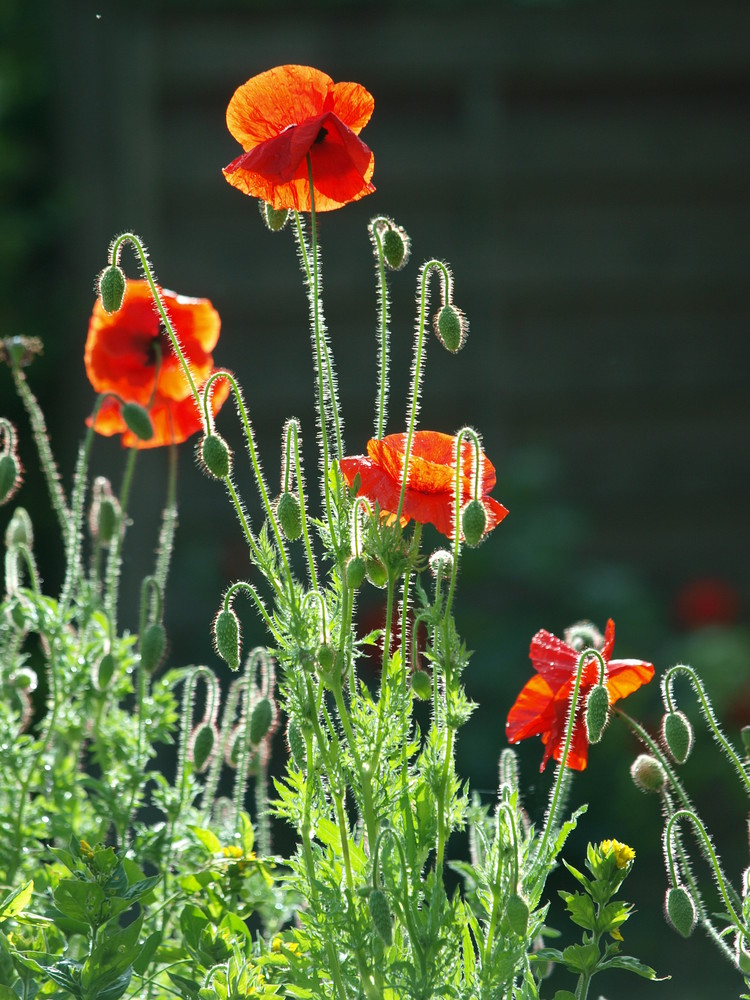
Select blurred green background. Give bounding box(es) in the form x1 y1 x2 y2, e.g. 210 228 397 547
3 0 750 995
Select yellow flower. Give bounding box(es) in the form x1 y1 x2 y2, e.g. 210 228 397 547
599 839 635 869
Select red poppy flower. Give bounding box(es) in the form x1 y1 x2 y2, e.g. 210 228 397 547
223 64 375 212
84 279 229 449
506 619 654 772
339 430 508 540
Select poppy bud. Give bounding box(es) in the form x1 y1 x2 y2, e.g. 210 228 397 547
382 224 410 271
96 497 119 545
428 548 453 577
98 265 127 313
505 893 530 937
214 608 241 671
5 507 33 549
368 888 393 946
140 622 167 674
93 652 116 692
286 718 306 771
434 303 467 353
190 722 217 773
345 555 366 590
316 643 335 674
121 403 154 442
365 557 388 589
738 939 750 977
585 684 610 744
630 753 667 794
742 726 750 755
662 711 693 765
259 200 290 232
201 433 232 480
277 491 303 541
249 697 273 745
461 499 486 547
410 670 432 701
665 885 696 938
0 453 21 506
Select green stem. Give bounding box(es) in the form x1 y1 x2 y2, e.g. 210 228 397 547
152 444 179 612
104 447 138 634
369 218 391 439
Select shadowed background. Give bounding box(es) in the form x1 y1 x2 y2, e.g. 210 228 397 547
3 0 750 996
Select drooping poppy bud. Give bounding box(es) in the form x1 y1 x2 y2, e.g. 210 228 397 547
259 200 290 232
249 697 273 745
201 433 232 479
93 652 116 692
98 265 127 313
214 608 241 671
665 885 696 938
121 402 154 442
585 684 610 744
382 224 410 271
410 670 432 701
461 499 487 547
5 507 33 549
345 555 366 590
505 893 530 937
662 711 693 765
140 622 167 674
316 643 336 674
434 303 467 353
368 888 393 946
630 753 667 794
190 722 217 773
0 452 21 506
89 478 120 546
277 491 303 541
365 557 388 589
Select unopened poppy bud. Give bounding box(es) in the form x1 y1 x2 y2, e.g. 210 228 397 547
428 549 453 577
0 453 21 505
665 885 696 938
98 264 127 313
738 939 750 977
190 722 217 773
742 726 750 754
316 643 335 674
505 893 530 937
277 491 303 541
411 670 432 700
11 666 37 692
382 224 410 271
96 497 119 545
345 555 366 590
249 697 273 745
201 433 232 480
585 684 610 744
93 652 116 692
630 753 667 794
662 711 693 765
368 888 393 946
286 718 306 770
121 402 154 442
214 608 241 671
461 499 486 547
5 507 33 548
140 622 167 673
434 303 467 353
259 200 290 232
365 557 388 589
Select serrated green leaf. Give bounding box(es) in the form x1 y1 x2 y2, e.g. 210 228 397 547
560 942 601 974
560 890 596 932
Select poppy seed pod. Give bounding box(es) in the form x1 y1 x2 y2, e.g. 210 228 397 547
190 723 217 773
0 452 21 506
410 669 432 701
585 684 610 744
368 888 393 946
214 608 241 671
98 265 127 314
382 224 410 271
140 622 167 674
121 403 154 442
505 893 530 938
201 433 232 479
259 200 290 232
461 499 487 547
249 697 273 745
277 491 303 541
345 555 366 590
630 753 667 794
434 303 467 353
662 711 693 765
665 885 696 938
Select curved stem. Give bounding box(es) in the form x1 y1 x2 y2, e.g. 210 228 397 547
369 218 391 439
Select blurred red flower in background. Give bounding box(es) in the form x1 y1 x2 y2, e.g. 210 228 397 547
339 430 508 540
223 64 375 212
506 619 654 772
84 280 228 449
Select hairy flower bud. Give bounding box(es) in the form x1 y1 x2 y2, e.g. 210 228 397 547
665 885 696 938
201 433 232 479
382 224 410 271
93 652 116 692
214 608 241 671
98 264 127 313
742 726 750 755
121 402 154 442
345 555 366 590
662 711 693 765
259 200 290 232
0 452 21 506
140 622 167 674
434 303 467 353
505 893 530 937
461 499 487 547
585 684 610 744
429 548 454 578
5 507 33 549
316 643 336 674
630 753 667 794
365 557 388 589
190 722 217 773
410 669 432 701
368 888 393 946
277 491 303 541
89 478 120 546
249 697 273 745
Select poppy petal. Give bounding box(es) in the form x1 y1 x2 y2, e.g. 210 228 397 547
506 673 556 742
606 659 655 703
330 80 375 133
226 65 332 149
528 628 580 688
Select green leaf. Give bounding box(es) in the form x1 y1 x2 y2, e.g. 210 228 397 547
0 880 33 918
599 954 666 980
559 890 596 932
552 992 577 1000
238 811 255 856
190 826 223 855
53 879 106 925
167 971 202 999
560 942 601 975
83 914 143 986
180 904 209 955
132 929 162 976
561 860 592 893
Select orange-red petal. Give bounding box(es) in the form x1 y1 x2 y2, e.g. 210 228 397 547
226 65 333 149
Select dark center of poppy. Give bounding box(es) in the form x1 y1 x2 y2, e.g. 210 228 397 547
314 126 328 145
146 325 170 368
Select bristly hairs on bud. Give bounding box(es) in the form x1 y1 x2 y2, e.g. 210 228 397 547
175 666 220 793
0 419 22 506
97 264 127 313
369 217 410 439
585 683 610 744
434 302 468 354
630 753 667 794
259 199 290 232
88 476 120 547
662 710 694 765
